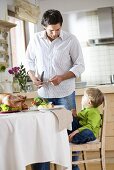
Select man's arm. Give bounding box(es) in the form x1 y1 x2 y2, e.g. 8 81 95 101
61 71 76 80
49 71 75 86
69 36 85 78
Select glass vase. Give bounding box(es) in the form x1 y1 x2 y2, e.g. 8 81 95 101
12 77 20 93
19 81 27 93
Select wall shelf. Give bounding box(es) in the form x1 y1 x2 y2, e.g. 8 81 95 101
0 20 16 67
0 20 16 29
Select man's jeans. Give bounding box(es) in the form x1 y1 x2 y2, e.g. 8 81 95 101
47 91 76 110
31 162 50 170
32 91 77 170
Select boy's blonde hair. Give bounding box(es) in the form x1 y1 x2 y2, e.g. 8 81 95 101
86 88 104 108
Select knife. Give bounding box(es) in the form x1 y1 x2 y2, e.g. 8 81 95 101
40 71 44 82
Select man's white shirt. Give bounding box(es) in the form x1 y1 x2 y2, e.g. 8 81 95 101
25 30 85 98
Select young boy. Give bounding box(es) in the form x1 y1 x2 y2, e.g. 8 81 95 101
69 88 104 144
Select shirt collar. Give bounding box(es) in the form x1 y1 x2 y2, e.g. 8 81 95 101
39 30 63 40
59 30 63 40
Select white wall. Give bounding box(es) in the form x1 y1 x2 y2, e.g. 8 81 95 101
63 9 114 85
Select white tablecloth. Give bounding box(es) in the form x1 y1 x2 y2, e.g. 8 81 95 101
0 111 72 170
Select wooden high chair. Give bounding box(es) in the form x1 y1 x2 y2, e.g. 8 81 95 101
70 102 106 170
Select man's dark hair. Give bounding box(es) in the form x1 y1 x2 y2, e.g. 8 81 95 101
41 9 63 27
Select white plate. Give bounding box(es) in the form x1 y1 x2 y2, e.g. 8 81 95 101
38 105 65 111
22 109 38 112
0 110 20 114
0 113 10 116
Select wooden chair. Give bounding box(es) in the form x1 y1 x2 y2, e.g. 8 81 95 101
70 102 106 170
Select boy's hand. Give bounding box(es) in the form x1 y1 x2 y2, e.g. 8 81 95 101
69 129 79 142
71 109 77 117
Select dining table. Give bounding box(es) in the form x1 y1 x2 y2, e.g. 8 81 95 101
0 108 72 170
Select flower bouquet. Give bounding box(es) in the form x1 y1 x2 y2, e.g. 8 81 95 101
8 64 28 92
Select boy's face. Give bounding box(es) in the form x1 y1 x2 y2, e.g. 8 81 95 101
81 91 90 109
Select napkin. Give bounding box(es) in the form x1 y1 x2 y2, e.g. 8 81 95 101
51 108 73 131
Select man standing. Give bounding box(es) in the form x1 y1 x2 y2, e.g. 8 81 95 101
25 9 85 170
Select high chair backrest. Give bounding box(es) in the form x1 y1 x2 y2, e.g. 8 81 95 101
100 101 106 151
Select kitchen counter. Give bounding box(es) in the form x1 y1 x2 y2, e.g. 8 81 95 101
17 91 38 98
75 84 114 95
11 84 113 107
16 84 114 99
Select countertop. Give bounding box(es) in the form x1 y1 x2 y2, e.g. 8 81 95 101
14 91 38 98
13 84 114 98
76 84 114 95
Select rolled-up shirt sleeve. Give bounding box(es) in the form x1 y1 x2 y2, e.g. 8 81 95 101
69 36 85 78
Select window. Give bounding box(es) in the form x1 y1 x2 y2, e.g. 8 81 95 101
28 22 35 40
8 14 35 67
8 16 26 66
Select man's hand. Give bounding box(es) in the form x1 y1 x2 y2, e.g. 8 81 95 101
28 70 43 88
69 129 79 142
32 77 43 88
49 75 63 86
49 71 75 86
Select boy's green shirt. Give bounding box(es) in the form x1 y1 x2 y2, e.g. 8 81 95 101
77 107 101 137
